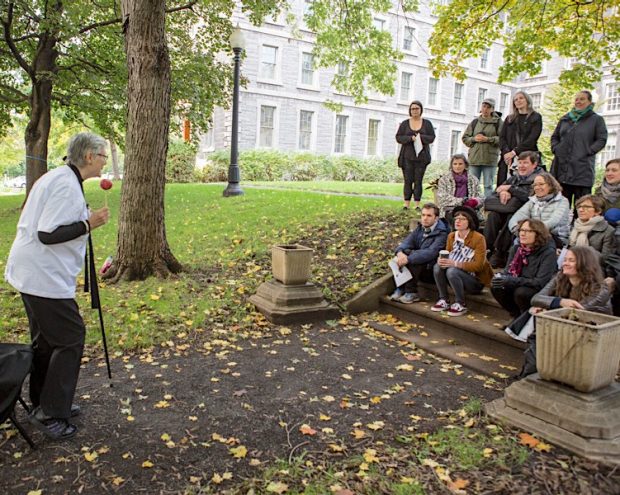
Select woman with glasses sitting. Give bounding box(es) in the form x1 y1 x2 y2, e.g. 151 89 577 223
568 195 615 263
491 219 557 318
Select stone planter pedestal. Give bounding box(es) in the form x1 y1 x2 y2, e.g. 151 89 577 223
487 309 620 465
250 245 339 324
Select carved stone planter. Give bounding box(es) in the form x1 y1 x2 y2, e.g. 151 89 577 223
536 308 620 393
272 244 313 286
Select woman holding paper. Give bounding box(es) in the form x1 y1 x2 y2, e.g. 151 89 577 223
396 100 436 212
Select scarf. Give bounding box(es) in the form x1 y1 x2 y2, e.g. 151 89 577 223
569 215 606 247
452 171 468 198
508 245 533 277
568 104 593 123
600 179 620 206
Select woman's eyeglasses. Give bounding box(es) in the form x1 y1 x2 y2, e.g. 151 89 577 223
518 228 535 234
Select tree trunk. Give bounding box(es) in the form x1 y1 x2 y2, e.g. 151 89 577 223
109 139 121 180
24 31 60 193
105 0 182 281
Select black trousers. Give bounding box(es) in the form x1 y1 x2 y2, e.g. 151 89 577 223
561 184 591 208
402 159 428 202
483 211 513 256
21 293 85 419
402 263 434 292
491 286 539 318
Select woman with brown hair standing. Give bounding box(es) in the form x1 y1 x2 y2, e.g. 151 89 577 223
396 100 436 212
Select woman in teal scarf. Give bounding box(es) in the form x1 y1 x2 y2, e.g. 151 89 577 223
550 90 608 207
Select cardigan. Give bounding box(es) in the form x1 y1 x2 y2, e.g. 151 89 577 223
396 118 435 167
435 172 483 218
445 230 494 286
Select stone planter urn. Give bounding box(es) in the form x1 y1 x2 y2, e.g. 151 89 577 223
536 308 620 393
272 244 313 285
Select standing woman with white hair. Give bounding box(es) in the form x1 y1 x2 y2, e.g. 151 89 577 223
498 90 543 185
5 132 110 440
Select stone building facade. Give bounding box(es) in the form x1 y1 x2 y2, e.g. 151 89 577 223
197 1 618 167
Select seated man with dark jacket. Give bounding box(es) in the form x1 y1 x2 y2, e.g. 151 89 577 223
484 151 543 268
390 202 449 303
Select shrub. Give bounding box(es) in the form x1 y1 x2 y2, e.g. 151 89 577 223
198 149 410 183
166 141 197 183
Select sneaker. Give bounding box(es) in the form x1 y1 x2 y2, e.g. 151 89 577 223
389 287 404 300
431 299 449 312
447 302 468 317
399 292 420 304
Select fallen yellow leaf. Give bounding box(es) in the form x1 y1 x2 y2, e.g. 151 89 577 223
229 445 247 458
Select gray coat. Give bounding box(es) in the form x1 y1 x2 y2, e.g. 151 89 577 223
550 110 608 187
568 219 617 276
509 193 571 243
532 275 612 314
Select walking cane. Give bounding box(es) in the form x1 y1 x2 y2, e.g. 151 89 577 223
85 234 113 385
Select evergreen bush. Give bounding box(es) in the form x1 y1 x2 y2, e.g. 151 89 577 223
166 141 197 183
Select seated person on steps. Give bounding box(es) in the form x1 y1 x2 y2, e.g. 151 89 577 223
508 172 570 248
434 153 484 225
491 219 557 319
431 206 494 317
484 151 544 269
390 203 449 304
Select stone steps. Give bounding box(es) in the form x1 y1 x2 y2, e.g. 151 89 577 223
346 274 527 377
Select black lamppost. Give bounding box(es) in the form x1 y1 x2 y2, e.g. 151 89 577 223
223 25 245 197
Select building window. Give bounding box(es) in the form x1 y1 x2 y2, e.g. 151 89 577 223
403 26 416 52
480 48 490 70
259 105 276 147
499 92 510 116
453 82 464 111
400 72 413 102
259 45 278 81
301 52 315 86
428 77 439 107
450 130 462 156
606 83 620 112
597 134 617 167
298 110 313 150
303 0 313 16
530 93 542 111
334 115 349 153
477 87 488 110
367 119 381 156
373 18 386 31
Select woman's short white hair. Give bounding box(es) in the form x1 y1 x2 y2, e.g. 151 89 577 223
66 133 107 168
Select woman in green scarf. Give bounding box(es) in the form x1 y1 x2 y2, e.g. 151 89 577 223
550 90 608 207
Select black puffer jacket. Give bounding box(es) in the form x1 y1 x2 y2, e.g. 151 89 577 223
550 110 607 187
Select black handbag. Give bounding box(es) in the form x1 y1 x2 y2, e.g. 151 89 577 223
484 195 522 214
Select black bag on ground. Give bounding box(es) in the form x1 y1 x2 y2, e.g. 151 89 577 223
484 195 523 214
0 343 35 447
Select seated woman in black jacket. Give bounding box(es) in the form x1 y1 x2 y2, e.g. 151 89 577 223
491 219 557 318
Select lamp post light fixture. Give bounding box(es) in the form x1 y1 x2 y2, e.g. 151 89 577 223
223 25 245 197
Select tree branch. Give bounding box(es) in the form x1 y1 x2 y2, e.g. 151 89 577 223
78 0 197 35
1 2 35 77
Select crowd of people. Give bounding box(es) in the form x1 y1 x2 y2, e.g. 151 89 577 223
393 89 618 376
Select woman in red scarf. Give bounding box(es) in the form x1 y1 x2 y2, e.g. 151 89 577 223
491 219 557 318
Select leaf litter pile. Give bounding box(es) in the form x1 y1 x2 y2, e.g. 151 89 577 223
1 210 619 494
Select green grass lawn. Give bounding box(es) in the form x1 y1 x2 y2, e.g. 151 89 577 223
247 180 435 201
1 182 405 348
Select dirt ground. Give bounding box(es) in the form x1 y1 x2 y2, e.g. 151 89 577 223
2 321 619 495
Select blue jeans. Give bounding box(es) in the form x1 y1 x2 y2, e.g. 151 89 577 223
469 165 497 197
433 265 484 304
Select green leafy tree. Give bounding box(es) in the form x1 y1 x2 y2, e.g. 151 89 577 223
428 0 619 87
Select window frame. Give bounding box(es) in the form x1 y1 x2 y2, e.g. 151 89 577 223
256 101 280 148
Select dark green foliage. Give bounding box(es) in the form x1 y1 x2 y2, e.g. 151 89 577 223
199 149 403 183
166 141 197 183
